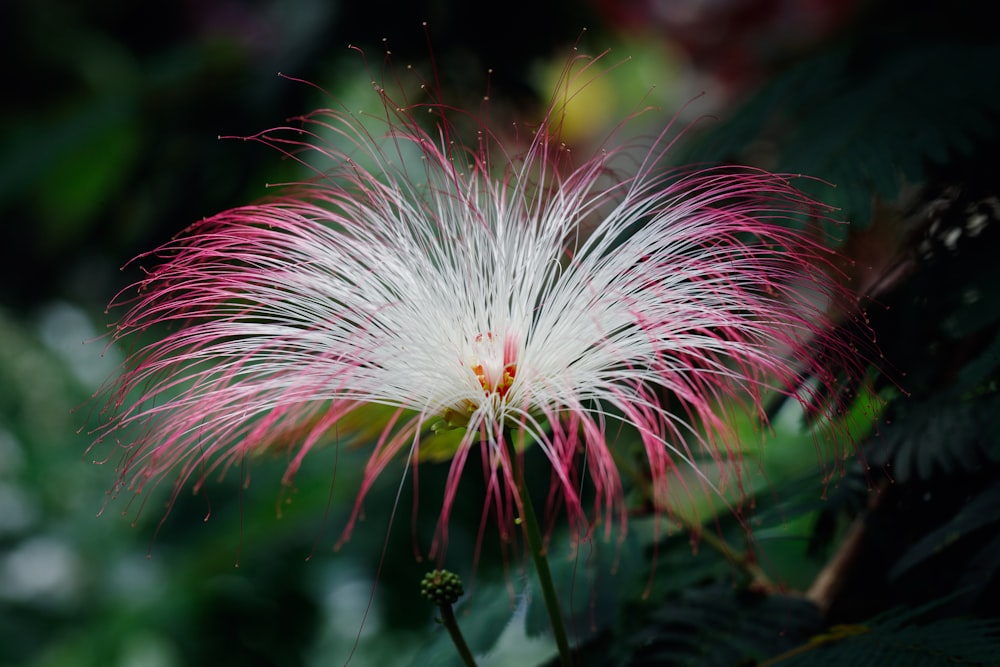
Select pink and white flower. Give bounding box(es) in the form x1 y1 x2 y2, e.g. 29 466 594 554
93 56 863 555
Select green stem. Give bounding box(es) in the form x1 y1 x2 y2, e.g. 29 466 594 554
439 603 479 667
505 431 573 667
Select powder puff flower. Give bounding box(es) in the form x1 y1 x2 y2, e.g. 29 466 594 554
93 55 863 555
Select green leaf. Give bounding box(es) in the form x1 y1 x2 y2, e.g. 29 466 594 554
888 482 1000 580
579 584 824 667
774 601 1000 666
683 41 1000 234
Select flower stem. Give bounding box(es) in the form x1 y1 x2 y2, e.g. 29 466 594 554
505 431 573 667
438 603 479 667
421 569 478 666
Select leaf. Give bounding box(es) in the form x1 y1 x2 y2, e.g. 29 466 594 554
772 600 1000 666
871 394 1000 485
888 482 1000 580
616 586 824 667
682 41 1000 235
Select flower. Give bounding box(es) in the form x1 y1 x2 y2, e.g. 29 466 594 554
93 54 864 556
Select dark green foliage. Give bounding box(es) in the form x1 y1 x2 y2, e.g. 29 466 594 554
872 395 1000 485
584 585 825 667
778 602 1000 666
683 38 1000 238
888 482 1000 583
557 488 828 666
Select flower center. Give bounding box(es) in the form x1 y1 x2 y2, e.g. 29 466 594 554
437 332 520 431
473 360 517 399
470 332 518 400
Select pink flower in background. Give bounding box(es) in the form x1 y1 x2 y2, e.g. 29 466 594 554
94 56 862 555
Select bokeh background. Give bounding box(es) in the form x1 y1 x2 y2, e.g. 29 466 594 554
3 1 1000 666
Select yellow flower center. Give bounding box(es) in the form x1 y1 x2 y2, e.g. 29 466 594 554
469 332 518 400
473 361 517 398
436 332 519 431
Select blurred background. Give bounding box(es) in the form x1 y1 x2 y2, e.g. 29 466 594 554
3 1 1000 665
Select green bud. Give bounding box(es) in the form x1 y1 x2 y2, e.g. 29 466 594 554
420 569 465 605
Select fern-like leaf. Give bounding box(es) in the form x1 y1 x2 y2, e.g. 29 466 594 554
684 41 1000 236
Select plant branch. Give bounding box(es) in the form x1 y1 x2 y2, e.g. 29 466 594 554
439 603 479 667
616 451 775 590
